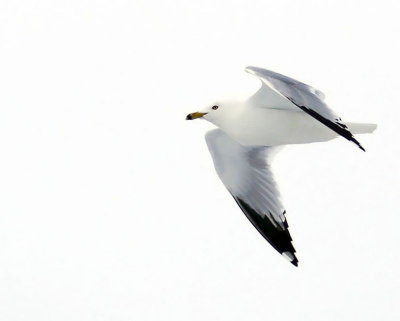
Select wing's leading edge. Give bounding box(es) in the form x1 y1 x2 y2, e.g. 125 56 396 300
245 66 365 151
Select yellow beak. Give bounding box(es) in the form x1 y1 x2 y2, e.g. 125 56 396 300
186 112 208 120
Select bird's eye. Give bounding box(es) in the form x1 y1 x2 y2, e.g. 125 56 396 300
212 105 219 110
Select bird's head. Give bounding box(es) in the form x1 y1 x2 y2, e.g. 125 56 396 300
186 99 240 127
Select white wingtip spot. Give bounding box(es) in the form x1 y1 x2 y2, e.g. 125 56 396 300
282 251 295 262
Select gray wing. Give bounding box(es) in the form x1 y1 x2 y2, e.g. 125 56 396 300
205 129 298 266
245 66 365 151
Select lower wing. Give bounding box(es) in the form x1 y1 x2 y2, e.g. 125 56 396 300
205 129 298 266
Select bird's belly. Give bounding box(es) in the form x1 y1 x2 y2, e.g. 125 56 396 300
226 109 337 146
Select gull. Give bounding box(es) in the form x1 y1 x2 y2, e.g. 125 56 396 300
186 66 376 266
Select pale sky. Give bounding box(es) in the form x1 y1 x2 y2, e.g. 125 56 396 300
0 1 399 320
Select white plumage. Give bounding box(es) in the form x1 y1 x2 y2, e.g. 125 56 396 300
205 129 285 228
187 67 377 266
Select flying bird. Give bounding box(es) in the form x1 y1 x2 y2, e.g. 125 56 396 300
186 67 376 266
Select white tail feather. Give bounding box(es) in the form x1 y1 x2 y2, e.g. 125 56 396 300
345 122 377 134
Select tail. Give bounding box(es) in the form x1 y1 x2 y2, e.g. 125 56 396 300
345 122 377 135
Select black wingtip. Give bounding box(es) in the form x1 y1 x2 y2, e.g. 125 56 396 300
351 136 366 152
233 196 298 266
291 102 367 153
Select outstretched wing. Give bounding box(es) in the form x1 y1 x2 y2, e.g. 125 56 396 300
205 129 298 266
245 66 365 151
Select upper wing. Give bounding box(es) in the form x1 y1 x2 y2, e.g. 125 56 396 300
205 129 298 266
245 66 365 151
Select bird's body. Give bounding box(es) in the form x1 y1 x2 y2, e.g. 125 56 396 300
186 67 376 266
215 105 337 146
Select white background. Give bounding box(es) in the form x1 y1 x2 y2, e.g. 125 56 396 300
0 1 398 320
